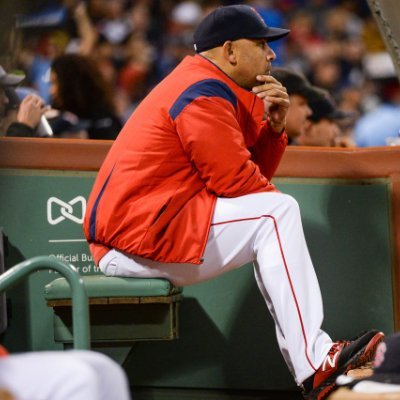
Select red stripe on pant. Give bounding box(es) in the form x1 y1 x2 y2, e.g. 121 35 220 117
212 214 318 372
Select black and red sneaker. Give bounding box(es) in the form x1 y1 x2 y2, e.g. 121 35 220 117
302 330 385 400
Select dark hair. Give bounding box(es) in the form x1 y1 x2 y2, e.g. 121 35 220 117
51 54 116 118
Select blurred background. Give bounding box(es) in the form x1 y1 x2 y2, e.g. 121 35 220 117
1 0 399 146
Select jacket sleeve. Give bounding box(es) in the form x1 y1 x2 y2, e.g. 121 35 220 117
174 96 271 197
6 122 36 137
249 119 288 181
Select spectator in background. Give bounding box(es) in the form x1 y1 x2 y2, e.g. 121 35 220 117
17 30 69 105
297 87 355 147
354 78 400 146
310 57 342 95
63 0 99 55
4 0 399 146
272 67 314 144
49 54 122 139
0 66 47 137
16 0 98 104
91 36 119 85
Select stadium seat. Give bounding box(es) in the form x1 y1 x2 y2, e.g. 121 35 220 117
45 275 182 347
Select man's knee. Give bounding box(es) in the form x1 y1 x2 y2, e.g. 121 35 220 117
280 193 301 215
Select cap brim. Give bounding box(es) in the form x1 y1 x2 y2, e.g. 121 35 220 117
0 74 25 87
264 27 290 42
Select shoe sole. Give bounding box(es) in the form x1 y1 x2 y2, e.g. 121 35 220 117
305 332 385 400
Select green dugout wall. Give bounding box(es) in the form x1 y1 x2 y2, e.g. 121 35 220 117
0 138 399 393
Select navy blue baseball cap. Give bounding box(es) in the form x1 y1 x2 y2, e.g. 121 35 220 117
193 5 290 53
308 88 355 122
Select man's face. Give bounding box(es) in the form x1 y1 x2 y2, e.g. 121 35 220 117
299 118 340 146
232 39 276 89
285 94 312 139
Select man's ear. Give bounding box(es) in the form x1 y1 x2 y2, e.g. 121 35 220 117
222 41 237 65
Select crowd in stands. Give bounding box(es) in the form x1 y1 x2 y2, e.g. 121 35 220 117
1 0 399 146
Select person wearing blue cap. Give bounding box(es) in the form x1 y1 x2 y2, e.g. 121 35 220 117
83 5 384 400
299 87 355 147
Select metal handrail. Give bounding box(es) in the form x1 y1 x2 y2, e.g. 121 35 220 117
0 256 90 350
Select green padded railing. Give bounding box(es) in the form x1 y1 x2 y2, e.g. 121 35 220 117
0 256 90 350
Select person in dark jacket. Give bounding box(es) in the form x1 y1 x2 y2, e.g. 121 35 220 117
49 54 122 140
0 66 47 137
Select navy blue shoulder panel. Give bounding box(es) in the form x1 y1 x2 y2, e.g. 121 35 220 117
89 166 114 242
169 79 237 120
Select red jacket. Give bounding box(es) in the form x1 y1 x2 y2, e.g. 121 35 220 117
84 55 287 265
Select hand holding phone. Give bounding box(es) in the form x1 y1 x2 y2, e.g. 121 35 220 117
17 94 52 136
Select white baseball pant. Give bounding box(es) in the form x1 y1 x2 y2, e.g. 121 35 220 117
99 192 333 384
0 350 131 400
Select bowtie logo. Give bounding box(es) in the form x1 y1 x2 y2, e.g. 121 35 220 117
47 196 86 225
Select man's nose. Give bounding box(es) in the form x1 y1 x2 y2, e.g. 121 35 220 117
266 46 276 61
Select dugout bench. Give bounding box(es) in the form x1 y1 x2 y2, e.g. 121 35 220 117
44 275 182 346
